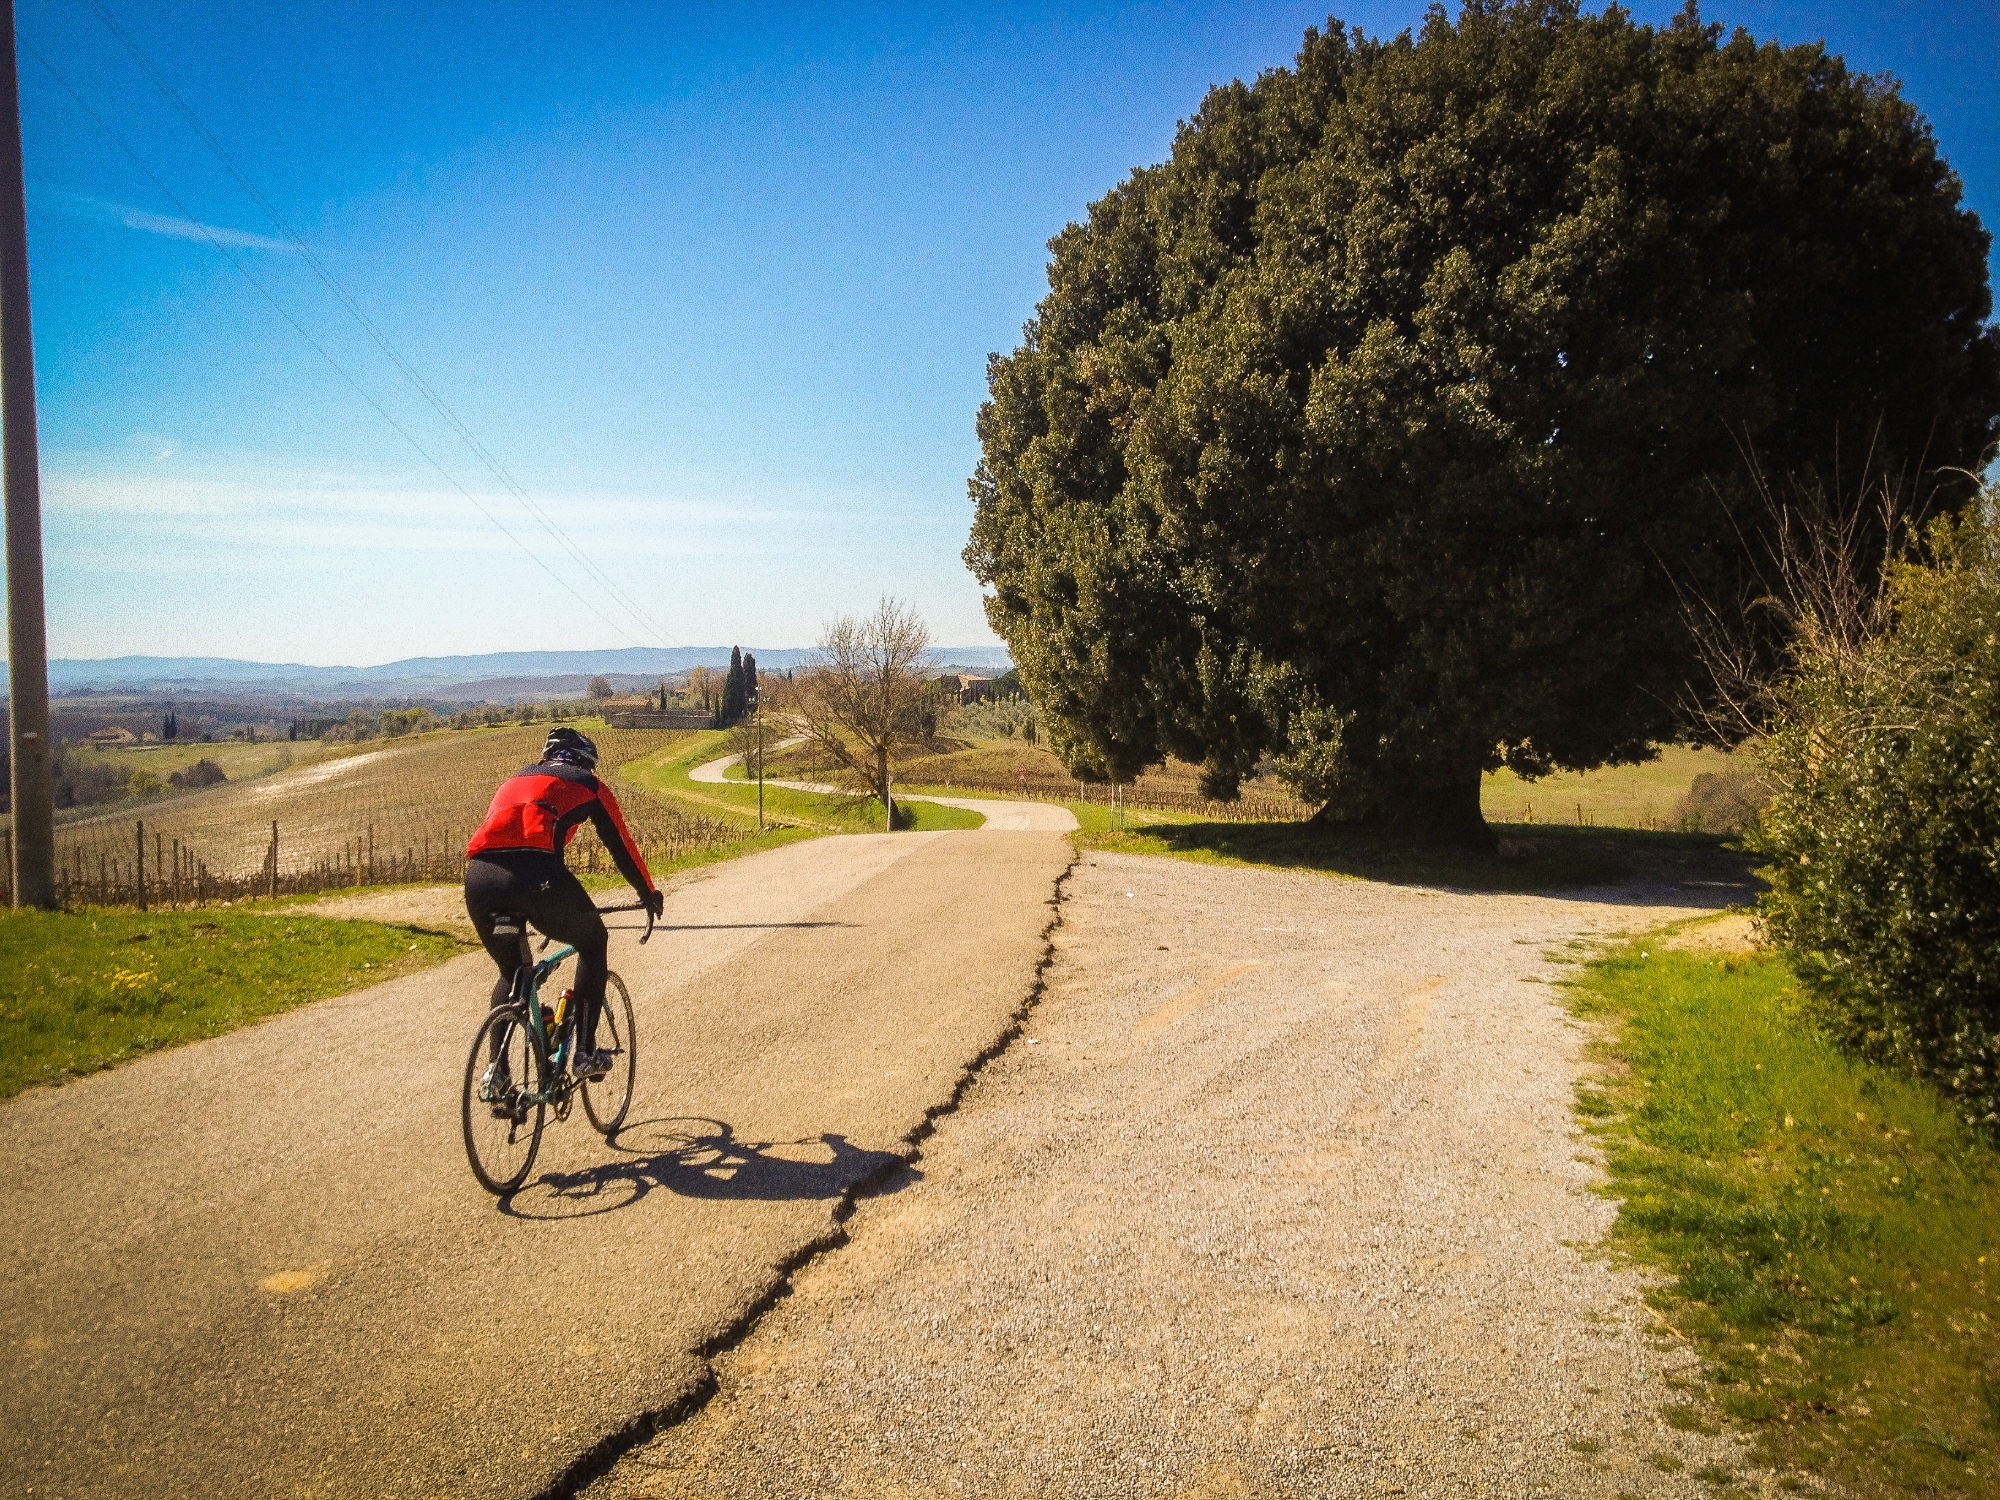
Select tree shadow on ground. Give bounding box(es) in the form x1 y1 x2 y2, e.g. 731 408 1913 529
1079 821 1762 909
500 1118 915 1221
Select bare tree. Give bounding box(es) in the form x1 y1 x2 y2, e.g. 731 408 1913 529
791 598 934 826
1677 441 1931 744
687 665 717 714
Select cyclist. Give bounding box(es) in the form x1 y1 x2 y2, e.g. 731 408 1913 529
464 727 663 1079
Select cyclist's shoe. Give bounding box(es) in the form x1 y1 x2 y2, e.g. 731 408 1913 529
480 1058 513 1100
572 1047 615 1081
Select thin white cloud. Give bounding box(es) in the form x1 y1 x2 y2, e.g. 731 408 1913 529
128 432 180 463
39 464 846 564
73 194 291 252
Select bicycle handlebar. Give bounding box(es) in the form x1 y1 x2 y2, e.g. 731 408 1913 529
595 898 657 945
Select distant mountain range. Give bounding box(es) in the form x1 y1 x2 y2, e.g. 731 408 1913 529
10 646 1014 701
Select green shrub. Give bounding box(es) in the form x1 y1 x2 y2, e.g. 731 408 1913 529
1755 494 2000 1131
52 753 125 808
1674 766 1771 833
167 757 226 790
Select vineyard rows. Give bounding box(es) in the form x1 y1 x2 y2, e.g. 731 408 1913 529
39 727 746 908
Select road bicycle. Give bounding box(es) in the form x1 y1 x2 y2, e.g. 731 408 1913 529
460 899 654 1194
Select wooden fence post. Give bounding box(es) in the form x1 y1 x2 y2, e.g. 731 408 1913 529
135 820 146 911
268 821 279 899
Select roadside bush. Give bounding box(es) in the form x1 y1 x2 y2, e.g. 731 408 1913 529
1755 495 2000 1131
126 769 166 801
1673 766 1770 833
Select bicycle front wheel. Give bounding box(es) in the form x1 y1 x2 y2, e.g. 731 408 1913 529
462 1005 546 1194
583 971 637 1136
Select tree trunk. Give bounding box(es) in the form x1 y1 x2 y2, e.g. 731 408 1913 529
1311 765 1494 852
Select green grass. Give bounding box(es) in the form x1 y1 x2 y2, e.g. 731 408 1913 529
721 762 986 830
1482 744 1751 829
0 906 467 1097
76 737 323 782
894 799 987 830
590 731 817 827
1568 929 2000 1495
629 732 983 831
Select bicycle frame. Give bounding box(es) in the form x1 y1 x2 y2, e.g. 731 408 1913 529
502 899 652 1104
515 943 581 1090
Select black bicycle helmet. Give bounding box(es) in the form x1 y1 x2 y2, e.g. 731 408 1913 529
542 726 599 770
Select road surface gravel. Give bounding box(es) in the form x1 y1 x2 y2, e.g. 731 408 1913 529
586 851 1801 1500
1 829 1072 1499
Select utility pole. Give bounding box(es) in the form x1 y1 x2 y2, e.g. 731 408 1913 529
0 0 52 909
752 691 764 831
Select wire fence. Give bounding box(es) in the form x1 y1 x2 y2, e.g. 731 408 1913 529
25 727 750 910
25 801 752 911
919 774 1313 824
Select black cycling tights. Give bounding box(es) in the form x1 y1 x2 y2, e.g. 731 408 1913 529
464 850 608 1053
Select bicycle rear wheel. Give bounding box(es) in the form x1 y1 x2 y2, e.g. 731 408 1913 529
462 1005 546 1194
582 971 637 1136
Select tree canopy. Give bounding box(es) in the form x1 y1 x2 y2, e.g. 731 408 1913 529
966 0 2000 843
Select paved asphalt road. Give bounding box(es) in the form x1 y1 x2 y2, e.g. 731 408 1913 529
1 828 1073 1499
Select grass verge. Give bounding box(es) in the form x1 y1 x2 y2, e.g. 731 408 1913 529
0 906 467 1098
622 732 843 829
1567 928 2000 1496
634 732 983 830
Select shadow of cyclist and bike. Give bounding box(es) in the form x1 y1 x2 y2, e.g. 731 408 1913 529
499 1117 916 1221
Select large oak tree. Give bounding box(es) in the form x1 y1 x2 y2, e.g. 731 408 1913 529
966 0 2000 844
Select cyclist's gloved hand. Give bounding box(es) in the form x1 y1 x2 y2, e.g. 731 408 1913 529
645 889 665 918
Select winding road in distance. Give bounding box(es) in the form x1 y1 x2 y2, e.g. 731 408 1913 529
1 822 1073 1499
686 748 1079 832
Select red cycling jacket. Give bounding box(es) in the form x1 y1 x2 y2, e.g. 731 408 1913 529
466 760 655 893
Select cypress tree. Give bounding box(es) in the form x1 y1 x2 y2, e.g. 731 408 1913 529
721 646 747 726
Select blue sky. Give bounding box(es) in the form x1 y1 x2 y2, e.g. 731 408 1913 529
23 1 2000 665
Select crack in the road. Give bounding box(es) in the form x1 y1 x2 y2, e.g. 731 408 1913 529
535 844 1081 1500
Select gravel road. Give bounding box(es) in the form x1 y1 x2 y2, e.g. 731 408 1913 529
587 850 1800 1500
1 829 1072 1499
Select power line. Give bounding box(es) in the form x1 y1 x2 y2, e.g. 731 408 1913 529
84 0 679 649
79 0 685 647
28 40 650 649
